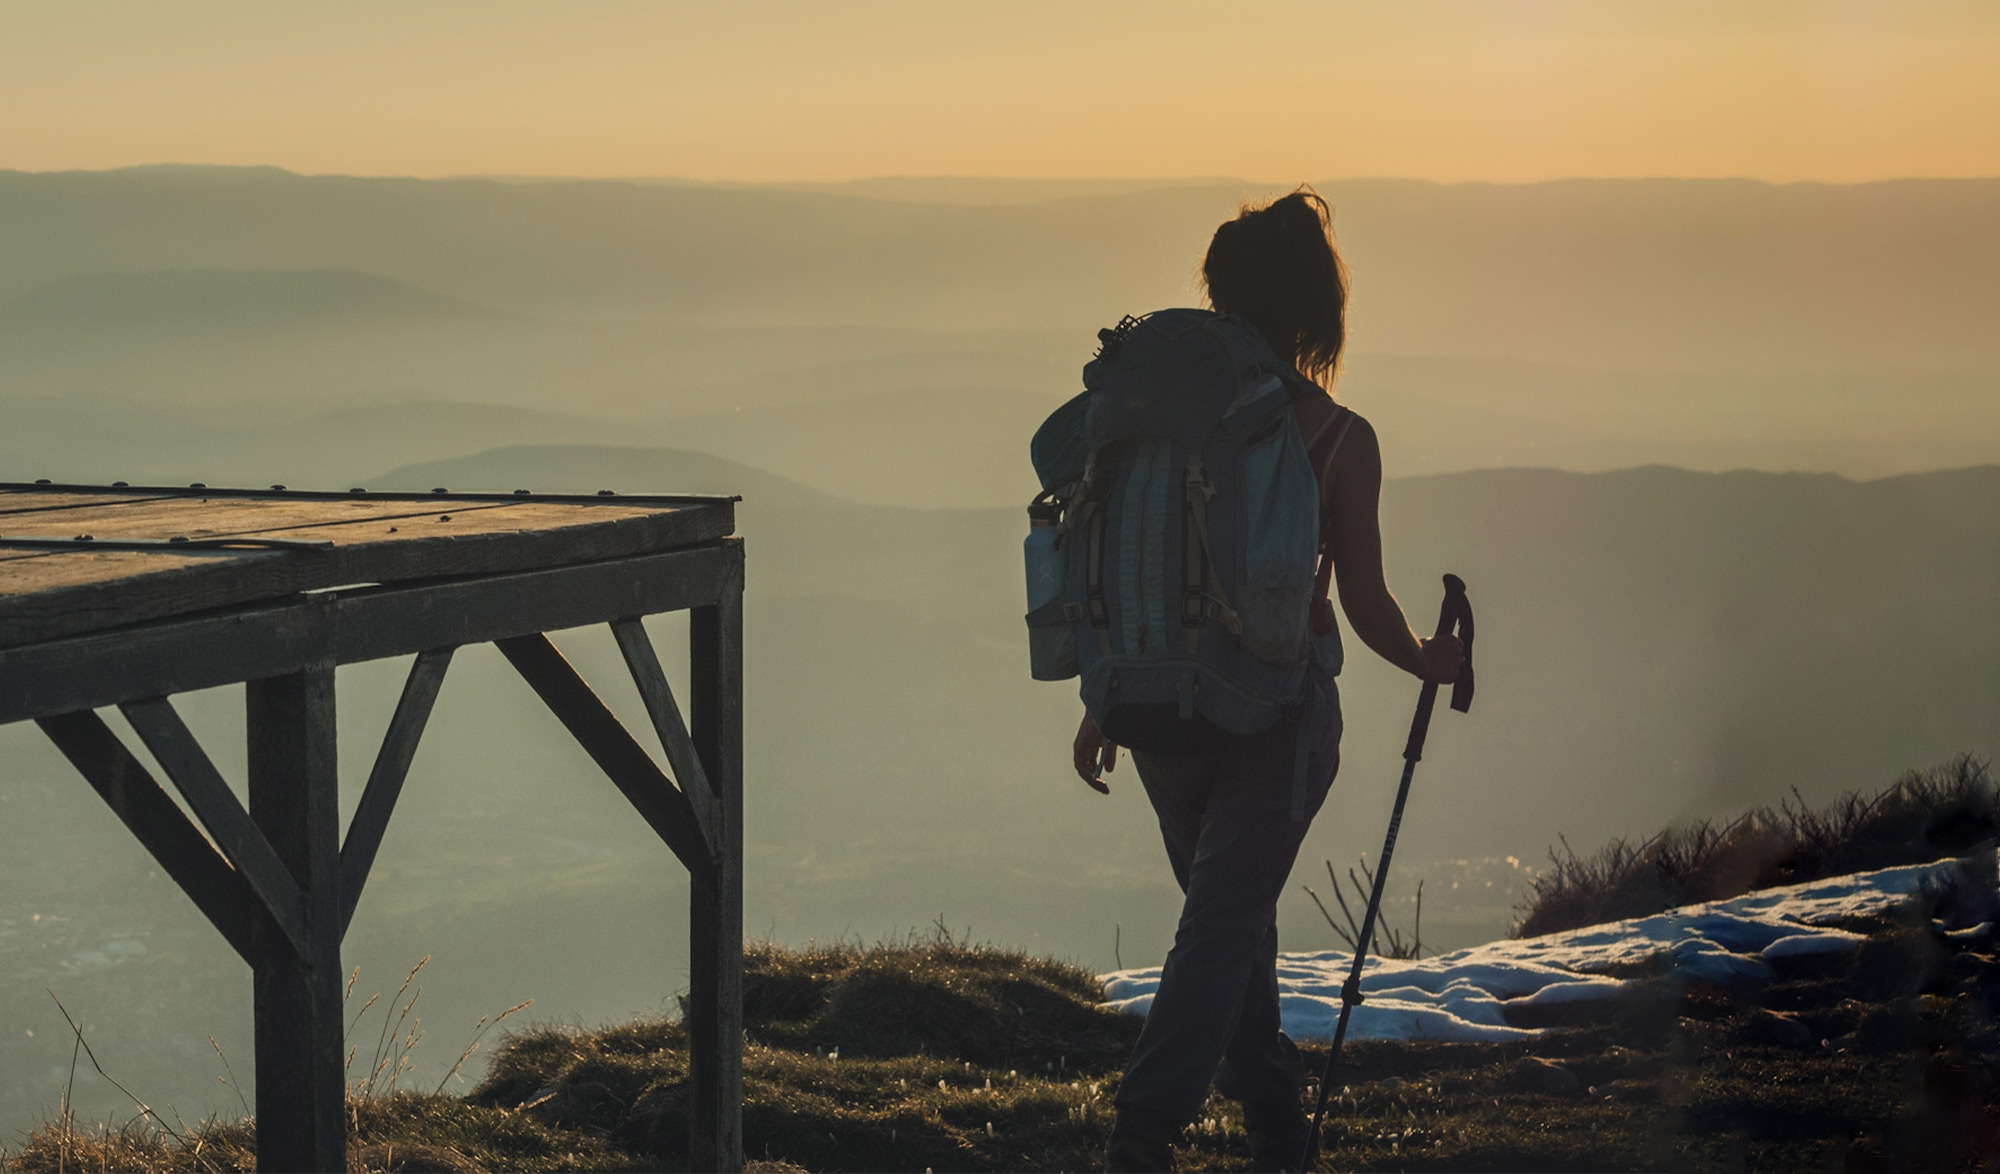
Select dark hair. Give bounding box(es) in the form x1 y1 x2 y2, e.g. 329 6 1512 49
1200 187 1349 385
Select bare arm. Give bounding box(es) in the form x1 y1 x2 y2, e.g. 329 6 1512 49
1325 415 1460 683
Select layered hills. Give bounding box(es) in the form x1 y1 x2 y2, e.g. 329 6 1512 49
1 167 1994 1135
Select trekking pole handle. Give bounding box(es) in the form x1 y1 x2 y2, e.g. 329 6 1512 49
1403 575 1473 763
1435 573 1467 640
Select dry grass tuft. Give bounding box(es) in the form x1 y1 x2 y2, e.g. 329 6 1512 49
4 1093 633 1173
1516 755 1996 938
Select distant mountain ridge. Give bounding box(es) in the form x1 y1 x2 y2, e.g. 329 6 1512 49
369 443 2000 860
373 444 840 510
0 268 509 332
2 165 1994 487
2 166 1993 374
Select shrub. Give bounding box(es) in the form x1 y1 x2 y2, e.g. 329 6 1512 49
1515 755 1995 938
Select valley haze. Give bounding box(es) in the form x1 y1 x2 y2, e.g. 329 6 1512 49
0 167 1994 1138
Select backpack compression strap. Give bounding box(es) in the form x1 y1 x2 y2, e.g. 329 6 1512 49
1180 454 1244 653
1070 453 1116 656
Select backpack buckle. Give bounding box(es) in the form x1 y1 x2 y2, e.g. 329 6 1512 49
1182 589 1207 627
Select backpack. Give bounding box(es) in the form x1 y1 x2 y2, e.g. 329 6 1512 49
1024 308 1346 785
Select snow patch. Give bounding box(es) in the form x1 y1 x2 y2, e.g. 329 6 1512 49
1100 853 1982 1043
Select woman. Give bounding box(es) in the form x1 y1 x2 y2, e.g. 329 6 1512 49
1074 189 1462 1173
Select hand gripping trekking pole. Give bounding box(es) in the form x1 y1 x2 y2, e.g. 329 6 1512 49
1300 574 1474 1171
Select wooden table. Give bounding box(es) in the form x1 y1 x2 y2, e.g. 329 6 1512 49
0 481 745 1172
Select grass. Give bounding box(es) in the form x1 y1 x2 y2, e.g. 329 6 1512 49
3 1092 625 1173
469 936 1142 1172
16 905 2000 1172
1516 755 1997 938
11 760 2000 1172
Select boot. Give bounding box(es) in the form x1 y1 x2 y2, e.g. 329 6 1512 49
1243 1095 1316 1172
1104 1105 1179 1173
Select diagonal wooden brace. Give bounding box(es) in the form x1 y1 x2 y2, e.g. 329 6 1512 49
36 710 258 965
495 633 713 875
610 617 719 854
119 696 312 961
338 647 453 937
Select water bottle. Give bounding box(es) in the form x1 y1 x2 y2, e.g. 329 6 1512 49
1024 502 1063 612
1023 501 1077 680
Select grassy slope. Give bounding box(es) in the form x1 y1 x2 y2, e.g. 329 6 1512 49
12 909 2000 1173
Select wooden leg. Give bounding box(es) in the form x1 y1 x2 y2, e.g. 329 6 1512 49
246 666 345 1173
688 566 744 1172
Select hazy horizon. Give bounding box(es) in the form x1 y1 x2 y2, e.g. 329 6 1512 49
2 5 1996 1144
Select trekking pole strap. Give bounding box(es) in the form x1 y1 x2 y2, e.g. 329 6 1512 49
1448 576 1476 714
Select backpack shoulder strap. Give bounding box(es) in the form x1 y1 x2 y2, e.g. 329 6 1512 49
1305 402 1357 494
1307 403 1357 634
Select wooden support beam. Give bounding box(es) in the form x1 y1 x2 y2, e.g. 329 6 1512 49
610 617 718 855
686 543 745 1173
247 666 346 1174
36 711 256 964
338 647 453 937
495 633 713 874
118 696 311 961
338 541 735 668
0 542 738 725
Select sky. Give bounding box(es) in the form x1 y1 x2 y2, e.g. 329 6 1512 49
1 0 1996 183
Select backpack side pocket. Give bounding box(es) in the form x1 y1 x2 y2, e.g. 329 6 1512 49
1025 596 1080 681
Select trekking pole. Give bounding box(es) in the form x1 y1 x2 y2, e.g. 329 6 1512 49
1300 574 1475 1171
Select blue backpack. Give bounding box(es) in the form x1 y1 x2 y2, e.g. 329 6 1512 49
1026 309 1343 801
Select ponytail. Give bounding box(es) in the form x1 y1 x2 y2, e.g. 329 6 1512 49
1200 187 1349 386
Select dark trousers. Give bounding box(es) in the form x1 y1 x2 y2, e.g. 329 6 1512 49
1115 695 1341 1127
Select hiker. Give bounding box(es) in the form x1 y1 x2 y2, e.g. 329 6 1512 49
1025 189 1461 1172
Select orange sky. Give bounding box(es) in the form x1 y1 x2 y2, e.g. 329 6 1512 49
1 1 1995 183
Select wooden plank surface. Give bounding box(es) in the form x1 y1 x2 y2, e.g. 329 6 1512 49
0 485 733 648
0 495 523 539
0 547 328 649
0 491 182 518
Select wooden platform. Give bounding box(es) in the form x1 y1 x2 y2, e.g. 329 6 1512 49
0 482 735 648
0 482 746 1172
